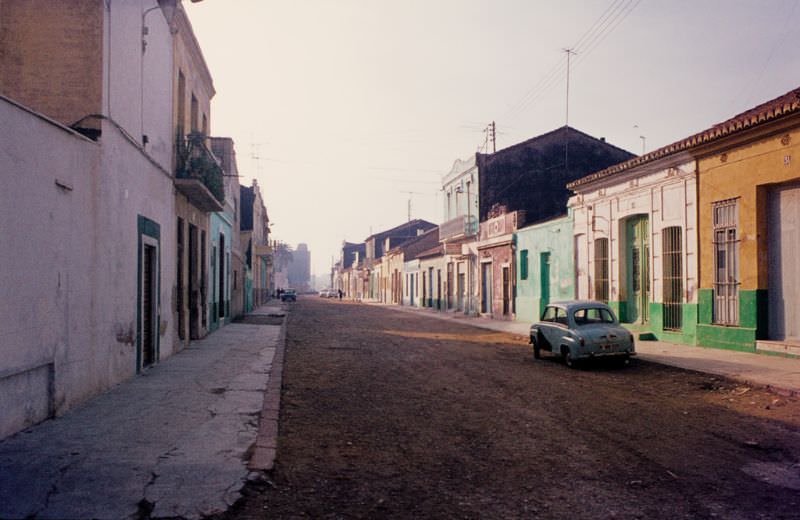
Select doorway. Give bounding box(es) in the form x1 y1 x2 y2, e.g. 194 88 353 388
625 215 650 323
481 262 492 314
457 269 465 312
502 266 511 315
540 252 551 317
137 215 160 372
769 184 800 340
188 224 199 339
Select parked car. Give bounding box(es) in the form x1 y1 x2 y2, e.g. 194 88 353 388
319 289 331 297
281 289 297 302
529 301 635 368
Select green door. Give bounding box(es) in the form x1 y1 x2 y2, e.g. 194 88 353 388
539 252 551 318
626 216 650 323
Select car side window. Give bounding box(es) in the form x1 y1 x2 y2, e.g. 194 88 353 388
541 306 556 322
555 308 568 326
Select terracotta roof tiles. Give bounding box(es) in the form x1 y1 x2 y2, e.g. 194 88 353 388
567 87 800 190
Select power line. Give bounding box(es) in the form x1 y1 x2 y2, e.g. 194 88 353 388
501 0 643 128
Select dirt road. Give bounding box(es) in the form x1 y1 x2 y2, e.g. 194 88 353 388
221 297 800 519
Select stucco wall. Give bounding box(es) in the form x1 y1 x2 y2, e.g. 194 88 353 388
698 125 800 292
0 98 177 439
515 215 575 323
0 99 99 439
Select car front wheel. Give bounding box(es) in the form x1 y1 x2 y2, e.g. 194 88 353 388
532 338 541 359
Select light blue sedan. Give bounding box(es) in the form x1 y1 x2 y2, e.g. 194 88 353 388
529 301 635 368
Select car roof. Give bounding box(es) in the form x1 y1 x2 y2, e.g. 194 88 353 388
546 300 611 311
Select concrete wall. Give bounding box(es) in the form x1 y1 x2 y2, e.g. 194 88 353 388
515 214 575 323
0 0 181 439
419 256 446 310
103 0 173 169
0 98 99 439
402 260 421 307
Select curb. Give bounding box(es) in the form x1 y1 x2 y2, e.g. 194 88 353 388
249 305 288 471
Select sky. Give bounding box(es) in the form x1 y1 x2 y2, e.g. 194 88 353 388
184 0 800 281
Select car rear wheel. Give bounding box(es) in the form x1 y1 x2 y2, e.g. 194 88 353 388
562 346 577 369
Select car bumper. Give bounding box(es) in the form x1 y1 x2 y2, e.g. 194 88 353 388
575 346 635 359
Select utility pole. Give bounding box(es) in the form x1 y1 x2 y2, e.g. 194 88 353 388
564 48 577 127
399 190 426 232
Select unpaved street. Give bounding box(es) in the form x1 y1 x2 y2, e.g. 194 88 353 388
224 297 800 519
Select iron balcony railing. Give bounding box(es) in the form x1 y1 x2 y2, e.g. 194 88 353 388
175 131 225 205
439 214 478 241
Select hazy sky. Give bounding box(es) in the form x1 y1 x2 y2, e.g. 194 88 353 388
184 0 800 279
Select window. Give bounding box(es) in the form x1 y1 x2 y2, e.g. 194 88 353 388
520 249 529 280
712 199 739 325
542 306 557 322
593 238 609 302
190 94 199 132
573 307 615 326
555 308 568 326
662 226 683 330
177 70 186 136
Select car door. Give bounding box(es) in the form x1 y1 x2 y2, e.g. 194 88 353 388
538 306 559 348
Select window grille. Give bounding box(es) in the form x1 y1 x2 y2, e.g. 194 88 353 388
712 199 739 325
593 238 609 302
662 226 683 330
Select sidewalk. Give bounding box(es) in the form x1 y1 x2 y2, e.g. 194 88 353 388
0 301 287 520
369 301 800 396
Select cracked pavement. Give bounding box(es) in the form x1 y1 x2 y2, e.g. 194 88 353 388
0 305 283 520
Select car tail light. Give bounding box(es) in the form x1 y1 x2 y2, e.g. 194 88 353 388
579 336 585 346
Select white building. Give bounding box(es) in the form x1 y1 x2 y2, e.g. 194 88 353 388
568 154 698 344
0 0 201 439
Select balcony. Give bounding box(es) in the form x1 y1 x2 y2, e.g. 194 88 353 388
174 132 224 212
439 214 478 241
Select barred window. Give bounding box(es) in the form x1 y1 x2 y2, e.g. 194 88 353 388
662 226 683 330
712 199 739 325
593 238 609 302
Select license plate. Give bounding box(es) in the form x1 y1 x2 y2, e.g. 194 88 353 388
603 343 619 350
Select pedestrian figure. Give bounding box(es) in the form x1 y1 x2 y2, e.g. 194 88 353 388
338 289 343 300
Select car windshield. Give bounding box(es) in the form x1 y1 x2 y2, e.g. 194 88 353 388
572 307 615 326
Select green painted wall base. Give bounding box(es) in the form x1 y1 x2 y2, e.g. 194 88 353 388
697 288 767 351
614 301 698 346
696 325 757 352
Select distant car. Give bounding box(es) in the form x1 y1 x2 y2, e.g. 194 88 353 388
529 301 635 368
281 289 297 302
319 289 330 297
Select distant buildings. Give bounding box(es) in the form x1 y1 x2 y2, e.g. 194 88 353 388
288 243 311 292
335 89 800 364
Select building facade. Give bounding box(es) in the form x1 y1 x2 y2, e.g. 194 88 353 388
568 157 698 344
695 89 800 354
514 213 575 323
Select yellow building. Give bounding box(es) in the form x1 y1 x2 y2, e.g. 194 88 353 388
696 88 800 354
